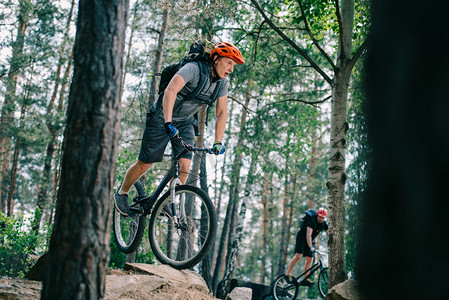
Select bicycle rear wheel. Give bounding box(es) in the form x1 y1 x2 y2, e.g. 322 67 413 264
272 274 299 300
148 185 217 270
112 181 147 254
318 267 329 297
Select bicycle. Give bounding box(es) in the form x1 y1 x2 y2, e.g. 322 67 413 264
112 137 217 270
272 250 329 299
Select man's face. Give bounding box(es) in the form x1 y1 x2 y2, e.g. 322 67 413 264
317 216 325 223
214 57 238 79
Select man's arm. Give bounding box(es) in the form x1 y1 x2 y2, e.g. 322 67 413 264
214 95 228 142
163 74 185 123
306 227 313 247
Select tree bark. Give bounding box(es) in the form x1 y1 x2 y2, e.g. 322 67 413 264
326 0 355 286
147 7 170 111
41 0 128 298
277 159 290 275
214 80 251 296
218 200 247 298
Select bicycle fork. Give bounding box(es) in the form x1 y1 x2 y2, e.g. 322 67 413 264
170 161 184 228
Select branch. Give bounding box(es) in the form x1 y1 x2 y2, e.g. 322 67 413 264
297 0 336 70
250 0 333 85
334 0 344 49
228 95 255 114
348 39 368 70
264 95 332 107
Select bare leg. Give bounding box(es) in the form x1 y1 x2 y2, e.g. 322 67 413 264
120 160 152 193
303 256 313 277
179 157 192 184
285 253 303 276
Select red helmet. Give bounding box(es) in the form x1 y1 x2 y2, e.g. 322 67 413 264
210 42 245 64
317 208 328 218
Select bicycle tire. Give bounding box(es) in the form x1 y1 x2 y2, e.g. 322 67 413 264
148 185 217 270
272 274 299 300
112 181 147 254
318 267 329 297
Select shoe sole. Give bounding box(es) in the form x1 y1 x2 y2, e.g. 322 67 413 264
114 195 129 217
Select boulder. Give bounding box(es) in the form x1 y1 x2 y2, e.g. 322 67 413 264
324 279 363 300
229 279 272 300
226 287 252 300
1 263 219 300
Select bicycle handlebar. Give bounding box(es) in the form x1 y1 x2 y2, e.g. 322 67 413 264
174 136 215 154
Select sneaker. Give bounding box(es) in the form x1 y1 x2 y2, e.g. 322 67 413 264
300 278 314 286
284 275 298 285
114 192 130 216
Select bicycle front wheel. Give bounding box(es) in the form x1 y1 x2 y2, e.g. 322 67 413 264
272 274 298 300
112 181 147 254
148 185 217 270
318 267 329 297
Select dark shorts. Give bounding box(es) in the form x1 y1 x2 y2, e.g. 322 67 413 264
138 111 195 164
294 231 313 257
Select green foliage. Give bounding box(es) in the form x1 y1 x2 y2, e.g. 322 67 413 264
0 212 51 278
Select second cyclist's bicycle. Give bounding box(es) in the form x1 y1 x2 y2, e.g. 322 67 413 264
112 137 217 270
272 250 329 299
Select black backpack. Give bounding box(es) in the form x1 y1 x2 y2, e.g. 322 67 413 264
299 209 317 228
152 41 223 132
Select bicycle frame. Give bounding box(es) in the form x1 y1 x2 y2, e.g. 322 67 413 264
294 252 326 282
128 137 213 219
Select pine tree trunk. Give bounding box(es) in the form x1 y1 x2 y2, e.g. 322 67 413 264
215 81 251 296
147 7 170 111
41 0 128 298
7 87 30 216
0 0 32 214
218 201 247 298
260 172 271 284
277 158 290 275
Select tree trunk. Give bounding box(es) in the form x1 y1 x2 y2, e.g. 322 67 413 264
326 0 355 287
0 0 32 213
214 80 251 295
7 85 30 216
218 200 247 298
260 171 271 284
277 158 290 275
147 7 170 111
41 0 128 298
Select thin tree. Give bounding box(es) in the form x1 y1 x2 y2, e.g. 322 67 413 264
251 0 368 287
0 0 33 214
41 0 129 298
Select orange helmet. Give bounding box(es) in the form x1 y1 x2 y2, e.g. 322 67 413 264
210 42 245 64
317 208 328 218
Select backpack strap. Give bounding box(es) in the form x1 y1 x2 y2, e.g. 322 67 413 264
205 80 223 126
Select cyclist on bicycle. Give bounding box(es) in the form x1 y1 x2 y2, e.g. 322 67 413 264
115 42 245 216
284 208 329 286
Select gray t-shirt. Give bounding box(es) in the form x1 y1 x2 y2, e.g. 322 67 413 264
169 62 228 122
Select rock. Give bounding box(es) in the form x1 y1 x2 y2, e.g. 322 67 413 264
226 287 252 300
25 253 48 281
1 264 219 300
0 278 41 300
229 279 272 300
324 279 363 300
